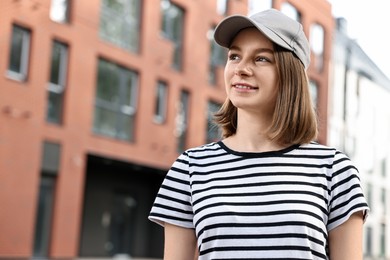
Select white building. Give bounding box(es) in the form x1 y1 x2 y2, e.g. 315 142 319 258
328 18 390 259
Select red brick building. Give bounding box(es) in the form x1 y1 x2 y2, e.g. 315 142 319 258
0 0 333 258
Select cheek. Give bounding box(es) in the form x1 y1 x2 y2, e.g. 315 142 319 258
224 66 234 87
270 83 280 105
223 70 229 91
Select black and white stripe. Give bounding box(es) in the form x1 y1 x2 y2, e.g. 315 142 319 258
149 142 369 259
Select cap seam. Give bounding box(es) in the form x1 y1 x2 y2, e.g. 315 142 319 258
290 25 302 52
262 25 294 51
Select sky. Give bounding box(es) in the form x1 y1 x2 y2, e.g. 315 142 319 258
328 0 390 79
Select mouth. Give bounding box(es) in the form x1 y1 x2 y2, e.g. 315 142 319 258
232 84 258 90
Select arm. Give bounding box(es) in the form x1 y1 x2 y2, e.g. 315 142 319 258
328 211 364 260
164 222 198 260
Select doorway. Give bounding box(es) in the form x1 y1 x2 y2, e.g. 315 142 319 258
79 154 165 258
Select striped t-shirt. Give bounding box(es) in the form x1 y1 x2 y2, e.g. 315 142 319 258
149 141 369 259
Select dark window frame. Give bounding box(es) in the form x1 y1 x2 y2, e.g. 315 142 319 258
154 80 168 124
99 0 142 52
46 40 69 124
7 24 31 81
93 58 138 142
160 1 185 70
33 141 61 257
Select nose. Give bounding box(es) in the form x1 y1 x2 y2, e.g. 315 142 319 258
234 62 253 76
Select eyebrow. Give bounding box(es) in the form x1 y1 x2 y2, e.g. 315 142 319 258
228 45 274 54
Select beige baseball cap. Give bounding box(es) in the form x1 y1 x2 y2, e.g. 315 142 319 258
214 8 310 68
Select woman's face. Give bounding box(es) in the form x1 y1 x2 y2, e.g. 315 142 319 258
224 27 279 117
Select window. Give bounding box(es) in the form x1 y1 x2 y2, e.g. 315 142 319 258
175 90 190 152
382 158 387 177
50 0 71 23
216 0 228 16
100 0 141 52
381 188 386 214
281 2 301 22
309 80 318 110
7 25 31 81
47 41 68 124
208 27 226 85
33 141 61 257
248 0 272 15
366 183 373 213
365 226 372 256
206 101 222 143
154 80 168 124
161 0 184 70
310 23 325 71
93 59 138 141
380 224 386 256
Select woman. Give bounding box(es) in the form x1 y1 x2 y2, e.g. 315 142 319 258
149 9 369 259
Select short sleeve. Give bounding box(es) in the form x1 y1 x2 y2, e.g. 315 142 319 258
327 151 369 231
148 152 194 229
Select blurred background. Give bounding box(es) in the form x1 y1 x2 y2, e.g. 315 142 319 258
0 0 389 259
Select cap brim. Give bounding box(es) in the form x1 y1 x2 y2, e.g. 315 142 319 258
214 15 255 48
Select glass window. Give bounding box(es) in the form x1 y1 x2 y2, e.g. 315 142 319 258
50 0 71 23
161 0 184 70
100 0 141 52
310 23 325 71
208 27 226 85
381 188 386 214
366 183 373 213
382 158 387 177
41 142 61 174
365 226 372 256
47 41 68 124
309 80 318 110
217 0 228 16
206 101 222 143
93 59 138 142
248 0 272 15
281 2 301 22
7 25 31 81
33 177 56 257
380 224 386 256
33 141 61 257
154 80 168 124
175 90 190 152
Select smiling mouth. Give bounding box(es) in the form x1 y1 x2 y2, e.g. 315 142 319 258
233 84 258 90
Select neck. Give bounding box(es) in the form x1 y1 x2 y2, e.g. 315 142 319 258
223 110 286 153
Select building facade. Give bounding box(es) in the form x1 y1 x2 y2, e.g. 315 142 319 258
0 0 333 258
328 18 390 259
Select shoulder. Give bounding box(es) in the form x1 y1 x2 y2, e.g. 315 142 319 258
294 142 337 159
303 143 360 181
299 141 336 152
177 142 228 169
299 142 350 159
183 142 225 157
298 142 356 170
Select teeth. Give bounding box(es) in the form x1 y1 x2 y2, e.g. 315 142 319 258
235 85 252 89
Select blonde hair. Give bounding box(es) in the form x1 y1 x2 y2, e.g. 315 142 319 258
214 45 318 145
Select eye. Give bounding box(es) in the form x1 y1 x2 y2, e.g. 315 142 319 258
228 53 240 61
255 56 271 62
